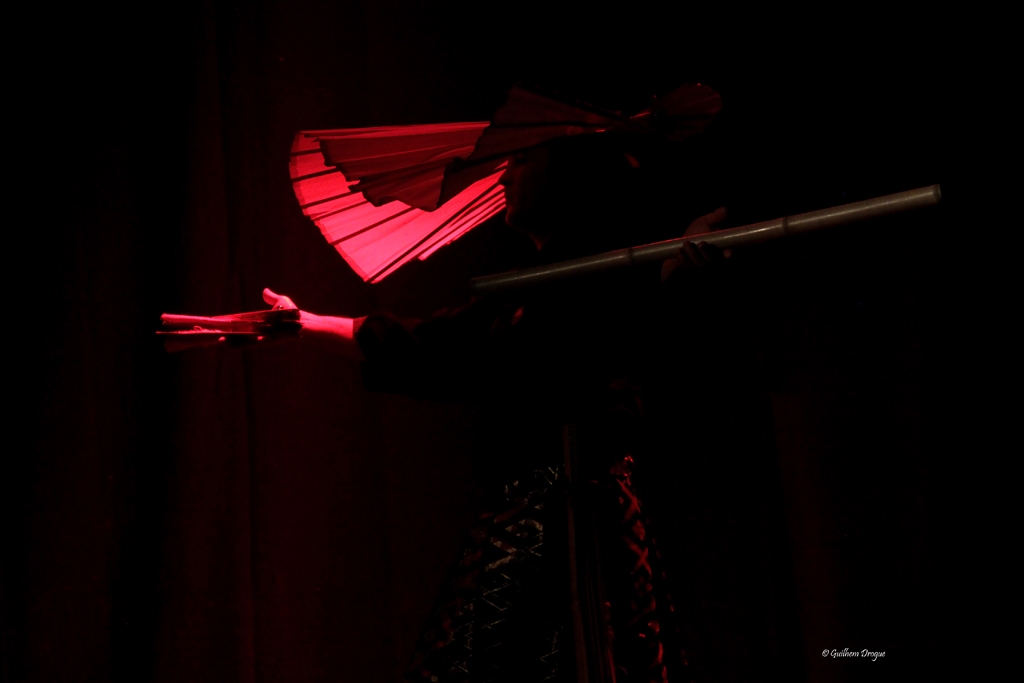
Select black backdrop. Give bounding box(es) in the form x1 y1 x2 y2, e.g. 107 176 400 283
7 2 990 682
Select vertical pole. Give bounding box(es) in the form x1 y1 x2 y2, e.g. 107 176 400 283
564 423 616 683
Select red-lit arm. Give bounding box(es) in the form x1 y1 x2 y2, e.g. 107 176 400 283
262 288 366 362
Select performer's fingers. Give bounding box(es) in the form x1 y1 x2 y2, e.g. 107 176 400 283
263 288 297 310
696 242 720 262
706 206 728 228
684 206 729 237
660 258 679 283
684 242 707 266
674 243 699 268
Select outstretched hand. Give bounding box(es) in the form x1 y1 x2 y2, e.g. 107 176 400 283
660 207 731 283
211 289 302 349
260 287 366 361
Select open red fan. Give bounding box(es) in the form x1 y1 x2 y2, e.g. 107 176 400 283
290 122 505 283
289 84 722 282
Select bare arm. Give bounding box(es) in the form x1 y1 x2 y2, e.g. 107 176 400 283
263 288 366 362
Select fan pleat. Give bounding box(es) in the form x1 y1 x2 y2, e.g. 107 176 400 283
352 159 451 210
329 206 417 245
351 173 505 282
293 176 357 208
419 191 505 260
318 201 412 244
289 148 334 176
407 179 505 260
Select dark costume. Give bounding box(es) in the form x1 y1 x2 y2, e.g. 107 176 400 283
356 221 696 683
285 81 731 682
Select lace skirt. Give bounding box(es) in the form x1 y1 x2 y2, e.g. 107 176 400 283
405 465 569 683
403 451 688 683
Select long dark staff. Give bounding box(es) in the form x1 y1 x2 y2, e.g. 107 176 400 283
471 185 941 294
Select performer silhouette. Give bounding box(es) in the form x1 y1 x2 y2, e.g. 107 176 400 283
266 131 728 683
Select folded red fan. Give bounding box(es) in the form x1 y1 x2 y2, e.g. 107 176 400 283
157 309 302 352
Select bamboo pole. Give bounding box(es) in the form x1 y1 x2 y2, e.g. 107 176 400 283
470 184 942 294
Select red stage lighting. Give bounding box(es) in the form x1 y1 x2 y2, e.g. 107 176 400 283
289 84 722 282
